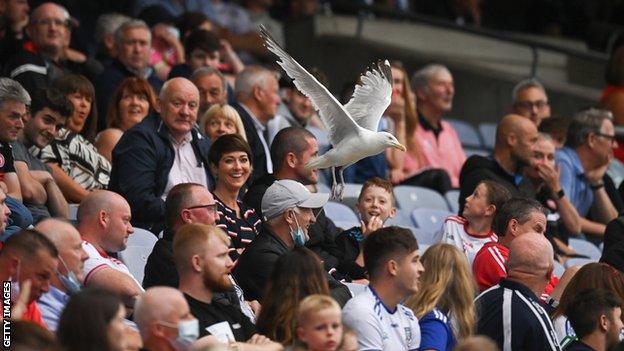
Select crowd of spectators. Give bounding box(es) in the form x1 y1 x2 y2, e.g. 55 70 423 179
3 2 624 351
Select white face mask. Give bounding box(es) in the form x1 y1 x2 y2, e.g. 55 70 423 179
159 318 200 351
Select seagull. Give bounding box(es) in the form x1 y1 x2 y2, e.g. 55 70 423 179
259 26 406 200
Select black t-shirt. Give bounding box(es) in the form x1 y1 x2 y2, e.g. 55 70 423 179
0 141 16 179
184 293 256 341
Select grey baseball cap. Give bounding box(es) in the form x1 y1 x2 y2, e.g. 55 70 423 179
261 179 329 221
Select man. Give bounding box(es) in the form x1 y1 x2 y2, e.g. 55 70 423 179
2 3 73 94
95 19 163 119
14 88 70 222
472 198 548 292
93 13 131 68
475 232 561 351
235 179 350 304
168 29 221 79
411 64 466 187
511 78 551 126
458 114 538 213
76 190 142 306
190 67 227 117
566 290 624 351
244 127 341 271
556 108 619 237
342 226 423 350
234 66 281 181
109 77 212 232
0 0 30 66
0 228 58 328
0 77 33 239
35 218 88 332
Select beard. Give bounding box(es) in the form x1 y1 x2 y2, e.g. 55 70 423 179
202 269 233 293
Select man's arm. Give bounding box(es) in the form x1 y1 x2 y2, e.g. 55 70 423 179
46 163 89 203
4 172 22 201
43 176 69 218
589 186 618 224
579 217 607 236
85 267 142 307
13 161 47 204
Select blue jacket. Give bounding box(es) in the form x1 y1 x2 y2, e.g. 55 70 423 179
108 114 213 231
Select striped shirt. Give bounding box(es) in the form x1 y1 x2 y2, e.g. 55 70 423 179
214 196 261 250
30 128 110 190
419 308 456 351
476 279 561 351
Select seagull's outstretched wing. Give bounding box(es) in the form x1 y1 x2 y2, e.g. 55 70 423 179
259 26 360 146
344 60 392 132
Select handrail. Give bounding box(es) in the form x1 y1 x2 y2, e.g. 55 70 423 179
332 1 608 77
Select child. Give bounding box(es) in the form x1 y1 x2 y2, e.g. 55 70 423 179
334 177 396 280
295 295 343 351
337 326 358 351
438 180 511 265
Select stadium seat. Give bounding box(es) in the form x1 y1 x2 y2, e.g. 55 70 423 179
341 183 363 210
68 203 79 221
385 209 415 227
564 257 597 269
394 185 449 212
478 122 497 150
411 209 452 240
119 228 159 285
445 190 460 214
324 201 359 225
553 261 565 278
463 148 490 158
307 126 331 153
333 220 359 231
447 118 483 149
568 238 602 260
344 282 367 297
409 225 443 246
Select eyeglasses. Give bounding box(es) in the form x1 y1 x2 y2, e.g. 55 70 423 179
514 100 549 111
595 132 617 143
185 204 218 215
32 18 69 27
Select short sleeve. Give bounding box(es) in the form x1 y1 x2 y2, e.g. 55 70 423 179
555 153 575 200
342 300 384 351
419 314 450 351
81 242 111 285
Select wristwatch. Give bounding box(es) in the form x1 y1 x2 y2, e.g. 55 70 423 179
590 182 605 191
555 189 565 199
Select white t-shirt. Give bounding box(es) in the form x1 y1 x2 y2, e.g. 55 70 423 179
438 216 497 266
82 241 143 290
342 286 420 351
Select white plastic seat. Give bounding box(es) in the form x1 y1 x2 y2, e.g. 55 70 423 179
119 227 158 285
411 208 452 239
568 238 602 260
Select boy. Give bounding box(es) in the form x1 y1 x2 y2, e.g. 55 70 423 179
296 295 343 351
334 177 396 280
438 180 511 265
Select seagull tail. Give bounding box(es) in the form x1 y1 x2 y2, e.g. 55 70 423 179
305 155 332 171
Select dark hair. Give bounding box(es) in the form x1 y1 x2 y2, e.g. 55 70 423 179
565 108 613 149
164 182 204 230
57 289 123 351
2 228 58 259
479 180 512 211
567 289 621 339
29 88 73 120
270 127 316 171
256 247 330 345
53 74 98 141
176 11 210 38
364 226 418 280
12 320 61 351
208 133 253 167
492 198 546 237
106 77 157 130
184 29 220 59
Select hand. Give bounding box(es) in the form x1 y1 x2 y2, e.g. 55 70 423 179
152 24 180 46
11 280 31 320
389 167 406 184
220 39 235 56
63 47 87 63
585 162 610 185
247 334 271 345
10 14 28 34
247 300 261 316
360 215 383 236
536 163 561 193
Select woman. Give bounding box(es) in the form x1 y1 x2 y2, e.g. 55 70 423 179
54 74 98 142
256 247 330 346
96 77 157 161
552 262 624 343
32 75 111 203
405 244 476 350
208 134 260 254
199 104 247 141
57 289 128 351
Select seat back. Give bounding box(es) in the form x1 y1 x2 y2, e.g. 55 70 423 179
445 190 460 214
411 208 452 238
478 122 497 150
119 228 158 285
568 238 602 260
447 119 482 148
394 185 449 212
324 201 359 224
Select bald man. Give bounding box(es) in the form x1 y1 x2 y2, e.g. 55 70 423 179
36 218 88 332
109 77 213 232
76 190 142 306
476 233 561 351
458 114 538 212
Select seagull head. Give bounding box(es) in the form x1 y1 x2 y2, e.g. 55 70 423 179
378 131 406 151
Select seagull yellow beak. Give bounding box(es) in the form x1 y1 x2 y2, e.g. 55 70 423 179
394 142 406 152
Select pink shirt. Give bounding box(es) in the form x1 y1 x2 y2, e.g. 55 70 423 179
412 120 466 187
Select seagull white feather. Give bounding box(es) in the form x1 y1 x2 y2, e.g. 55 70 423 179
259 26 406 199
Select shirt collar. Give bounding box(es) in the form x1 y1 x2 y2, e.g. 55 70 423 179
48 285 70 302
418 113 443 136
500 279 540 302
239 103 266 131
561 147 585 176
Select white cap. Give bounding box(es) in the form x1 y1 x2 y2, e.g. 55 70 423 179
261 180 329 221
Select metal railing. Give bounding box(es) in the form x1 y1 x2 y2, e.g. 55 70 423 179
332 1 609 77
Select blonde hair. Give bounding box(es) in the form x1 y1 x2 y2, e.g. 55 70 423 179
404 244 476 339
199 104 247 141
296 294 341 327
172 224 230 273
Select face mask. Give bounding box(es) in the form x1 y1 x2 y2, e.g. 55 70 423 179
161 318 199 351
289 211 306 247
56 256 81 295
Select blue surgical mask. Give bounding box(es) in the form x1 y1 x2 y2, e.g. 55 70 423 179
56 257 81 295
290 212 307 247
161 318 199 351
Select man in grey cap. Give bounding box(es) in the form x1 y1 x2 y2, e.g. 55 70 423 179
233 179 350 304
